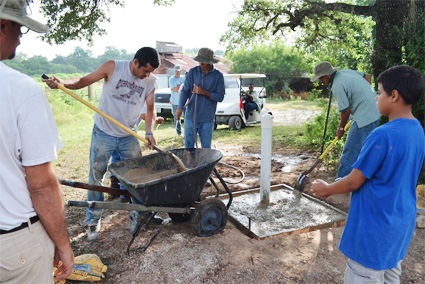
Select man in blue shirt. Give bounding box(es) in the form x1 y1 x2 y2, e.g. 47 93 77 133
175 48 225 148
312 61 381 179
169 65 185 136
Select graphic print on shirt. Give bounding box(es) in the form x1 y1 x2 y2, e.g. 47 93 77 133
114 79 145 105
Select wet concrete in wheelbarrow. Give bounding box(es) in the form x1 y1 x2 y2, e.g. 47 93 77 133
221 185 347 239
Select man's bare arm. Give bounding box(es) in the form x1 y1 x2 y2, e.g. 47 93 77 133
43 61 115 90
144 89 156 149
337 109 351 139
25 162 74 280
364 74 372 84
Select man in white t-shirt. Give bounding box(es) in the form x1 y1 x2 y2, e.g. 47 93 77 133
0 0 74 282
44 47 160 241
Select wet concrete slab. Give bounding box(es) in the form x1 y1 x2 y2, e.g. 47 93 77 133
220 184 347 239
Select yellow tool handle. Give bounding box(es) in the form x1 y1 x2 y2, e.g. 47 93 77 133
56 84 150 145
318 120 352 160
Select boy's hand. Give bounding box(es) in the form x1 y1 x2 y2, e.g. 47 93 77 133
311 179 331 198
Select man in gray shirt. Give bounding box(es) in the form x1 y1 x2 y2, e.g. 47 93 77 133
312 61 381 179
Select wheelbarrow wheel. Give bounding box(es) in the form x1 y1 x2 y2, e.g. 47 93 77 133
168 213 192 223
192 198 227 237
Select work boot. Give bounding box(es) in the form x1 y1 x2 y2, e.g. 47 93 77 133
120 196 132 203
110 176 120 188
87 224 100 241
107 176 121 200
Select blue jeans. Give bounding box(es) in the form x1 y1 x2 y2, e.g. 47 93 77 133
184 119 214 148
87 124 141 226
337 119 380 178
244 102 258 119
172 104 182 135
110 150 121 176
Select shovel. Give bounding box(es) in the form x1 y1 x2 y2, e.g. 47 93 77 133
294 121 352 192
42 74 186 172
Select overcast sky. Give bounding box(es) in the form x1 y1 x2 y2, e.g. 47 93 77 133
18 0 243 60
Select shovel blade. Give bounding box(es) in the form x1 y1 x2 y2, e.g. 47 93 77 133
294 174 309 192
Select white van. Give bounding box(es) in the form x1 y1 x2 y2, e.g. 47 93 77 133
215 73 268 130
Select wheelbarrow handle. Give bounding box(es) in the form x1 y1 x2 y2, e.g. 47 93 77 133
59 179 131 197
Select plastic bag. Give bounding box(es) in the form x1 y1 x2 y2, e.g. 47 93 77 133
66 254 108 282
417 184 425 214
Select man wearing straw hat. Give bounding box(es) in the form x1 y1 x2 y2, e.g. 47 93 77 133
175 48 225 148
0 0 74 282
311 61 381 179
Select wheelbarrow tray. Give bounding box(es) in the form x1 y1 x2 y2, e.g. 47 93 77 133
109 148 222 206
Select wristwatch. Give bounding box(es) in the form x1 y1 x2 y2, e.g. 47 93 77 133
338 127 345 131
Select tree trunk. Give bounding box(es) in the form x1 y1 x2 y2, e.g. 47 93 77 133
372 0 406 79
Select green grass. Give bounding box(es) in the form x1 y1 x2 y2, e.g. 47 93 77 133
42 85 316 202
266 98 322 111
137 117 307 153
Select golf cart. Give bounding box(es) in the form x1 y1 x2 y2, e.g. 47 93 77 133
215 73 269 130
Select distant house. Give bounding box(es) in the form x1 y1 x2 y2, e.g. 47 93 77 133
154 41 231 89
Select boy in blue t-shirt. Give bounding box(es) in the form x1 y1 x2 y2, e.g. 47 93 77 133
312 65 425 283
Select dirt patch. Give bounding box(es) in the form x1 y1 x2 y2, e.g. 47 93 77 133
65 146 425 283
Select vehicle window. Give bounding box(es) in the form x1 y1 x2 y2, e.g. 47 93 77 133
224 78 239 89
241 78 264 88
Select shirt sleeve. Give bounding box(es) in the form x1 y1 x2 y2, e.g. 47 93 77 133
169 77 177 89
332 82 350 112
18 87 62 166
352 131 387 179
208 73 225 103
179 70 193 108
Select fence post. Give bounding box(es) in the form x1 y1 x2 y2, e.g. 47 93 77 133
88 85 92 99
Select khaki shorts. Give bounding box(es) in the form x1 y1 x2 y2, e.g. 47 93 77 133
0 220 55 283
344 259 402 284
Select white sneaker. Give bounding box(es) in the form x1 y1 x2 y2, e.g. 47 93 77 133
88 225 100 241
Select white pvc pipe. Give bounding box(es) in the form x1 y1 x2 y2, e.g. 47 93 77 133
260 113 273 205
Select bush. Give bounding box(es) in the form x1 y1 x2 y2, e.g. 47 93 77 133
303 100 345 172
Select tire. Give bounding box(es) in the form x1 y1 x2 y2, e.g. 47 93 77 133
168 213 192 223
192 198 228 237
214 122 217 130
229 116 242 130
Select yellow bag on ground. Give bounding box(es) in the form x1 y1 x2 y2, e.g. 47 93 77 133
66 254 108 282
417 184 425 214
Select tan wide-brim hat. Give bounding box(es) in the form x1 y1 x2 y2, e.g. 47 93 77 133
0 0 48 33
193 47 220 64
311 61 339 81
